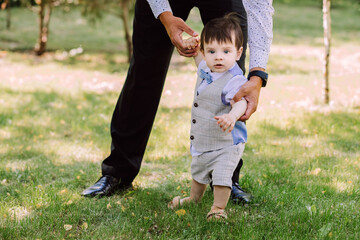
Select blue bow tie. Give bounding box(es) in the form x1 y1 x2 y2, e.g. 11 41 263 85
200 69 213 84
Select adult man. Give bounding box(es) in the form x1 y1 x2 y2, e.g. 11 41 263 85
82 0 274 203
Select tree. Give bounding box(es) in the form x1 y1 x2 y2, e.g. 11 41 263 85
119 0 132 62
81 0 134 63
1 0 11 29
19 0 77 55
322 0 331 104
34 0 53 55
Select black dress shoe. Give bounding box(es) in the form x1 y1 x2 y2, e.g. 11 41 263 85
118 181 133 191
81 175 120 197
231 182 252 204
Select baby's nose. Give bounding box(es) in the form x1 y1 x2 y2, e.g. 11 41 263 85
215 53 223 59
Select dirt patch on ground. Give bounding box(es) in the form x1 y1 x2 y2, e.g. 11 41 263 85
271 44 360 76
0 58 123 94
1 44 360 110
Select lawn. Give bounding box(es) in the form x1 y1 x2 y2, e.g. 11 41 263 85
0 2 360 239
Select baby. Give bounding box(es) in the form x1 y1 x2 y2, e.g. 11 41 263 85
168 12 248 221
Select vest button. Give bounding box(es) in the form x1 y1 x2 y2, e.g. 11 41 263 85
192 119 196 124
194 103 198 107
190 135 194 140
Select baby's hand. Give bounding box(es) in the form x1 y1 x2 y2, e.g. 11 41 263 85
183 36 199 50
214 114 237 133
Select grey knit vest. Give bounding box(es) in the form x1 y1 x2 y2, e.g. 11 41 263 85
190 69 234 152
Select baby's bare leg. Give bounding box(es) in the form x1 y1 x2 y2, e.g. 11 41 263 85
211 185 231 211
180 179 207 205
190 179 207 202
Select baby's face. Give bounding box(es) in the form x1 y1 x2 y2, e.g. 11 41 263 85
202 34 242 73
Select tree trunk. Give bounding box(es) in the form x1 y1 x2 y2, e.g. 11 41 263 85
120 0 132 63
35 1 53 56
1 0 11 29
322 0 331 104
6 0 10 30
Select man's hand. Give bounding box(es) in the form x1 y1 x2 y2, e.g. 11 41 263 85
159 11 199 57
233 68 264 121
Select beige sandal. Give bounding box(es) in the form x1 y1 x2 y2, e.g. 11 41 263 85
206 209 228 221
168 196 181 209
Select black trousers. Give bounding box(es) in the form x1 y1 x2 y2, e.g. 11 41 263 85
102 0 248 184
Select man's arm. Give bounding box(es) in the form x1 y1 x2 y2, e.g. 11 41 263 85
244 0 274 71
233 0 274 121
147 0 199 57
147 0 172 19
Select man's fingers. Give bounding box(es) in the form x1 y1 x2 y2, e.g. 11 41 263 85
172 33 184 48
177 48 198 57
239 111 250 121
183 25 198 38
239 102 256 121
233 88 245 102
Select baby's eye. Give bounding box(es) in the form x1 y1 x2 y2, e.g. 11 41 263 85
209 50 215 54
224 50 229 54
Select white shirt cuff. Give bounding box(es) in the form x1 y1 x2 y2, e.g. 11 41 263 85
147 0 172 18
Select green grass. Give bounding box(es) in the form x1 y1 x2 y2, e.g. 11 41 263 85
1 2 360 240
1 74 359 239
1 67 359 239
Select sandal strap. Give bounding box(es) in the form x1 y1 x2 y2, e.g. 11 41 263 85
207 209 228 220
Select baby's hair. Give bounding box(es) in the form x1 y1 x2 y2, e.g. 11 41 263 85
200 12 243 52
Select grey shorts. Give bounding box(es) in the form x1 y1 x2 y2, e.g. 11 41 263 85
191 143 245 188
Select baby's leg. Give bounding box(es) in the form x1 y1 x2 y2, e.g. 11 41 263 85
168 179 207 208
181 179 207 205
190 179 207 202
212 185 231 211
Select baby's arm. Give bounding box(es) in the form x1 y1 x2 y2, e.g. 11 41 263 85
214 99 247 132
193 51 203 67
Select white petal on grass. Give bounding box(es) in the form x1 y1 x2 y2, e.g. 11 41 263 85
8 206 31 221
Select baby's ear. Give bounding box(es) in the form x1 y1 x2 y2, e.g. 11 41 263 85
236 46 243 60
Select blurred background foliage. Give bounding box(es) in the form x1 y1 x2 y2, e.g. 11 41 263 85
1 0 359 57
